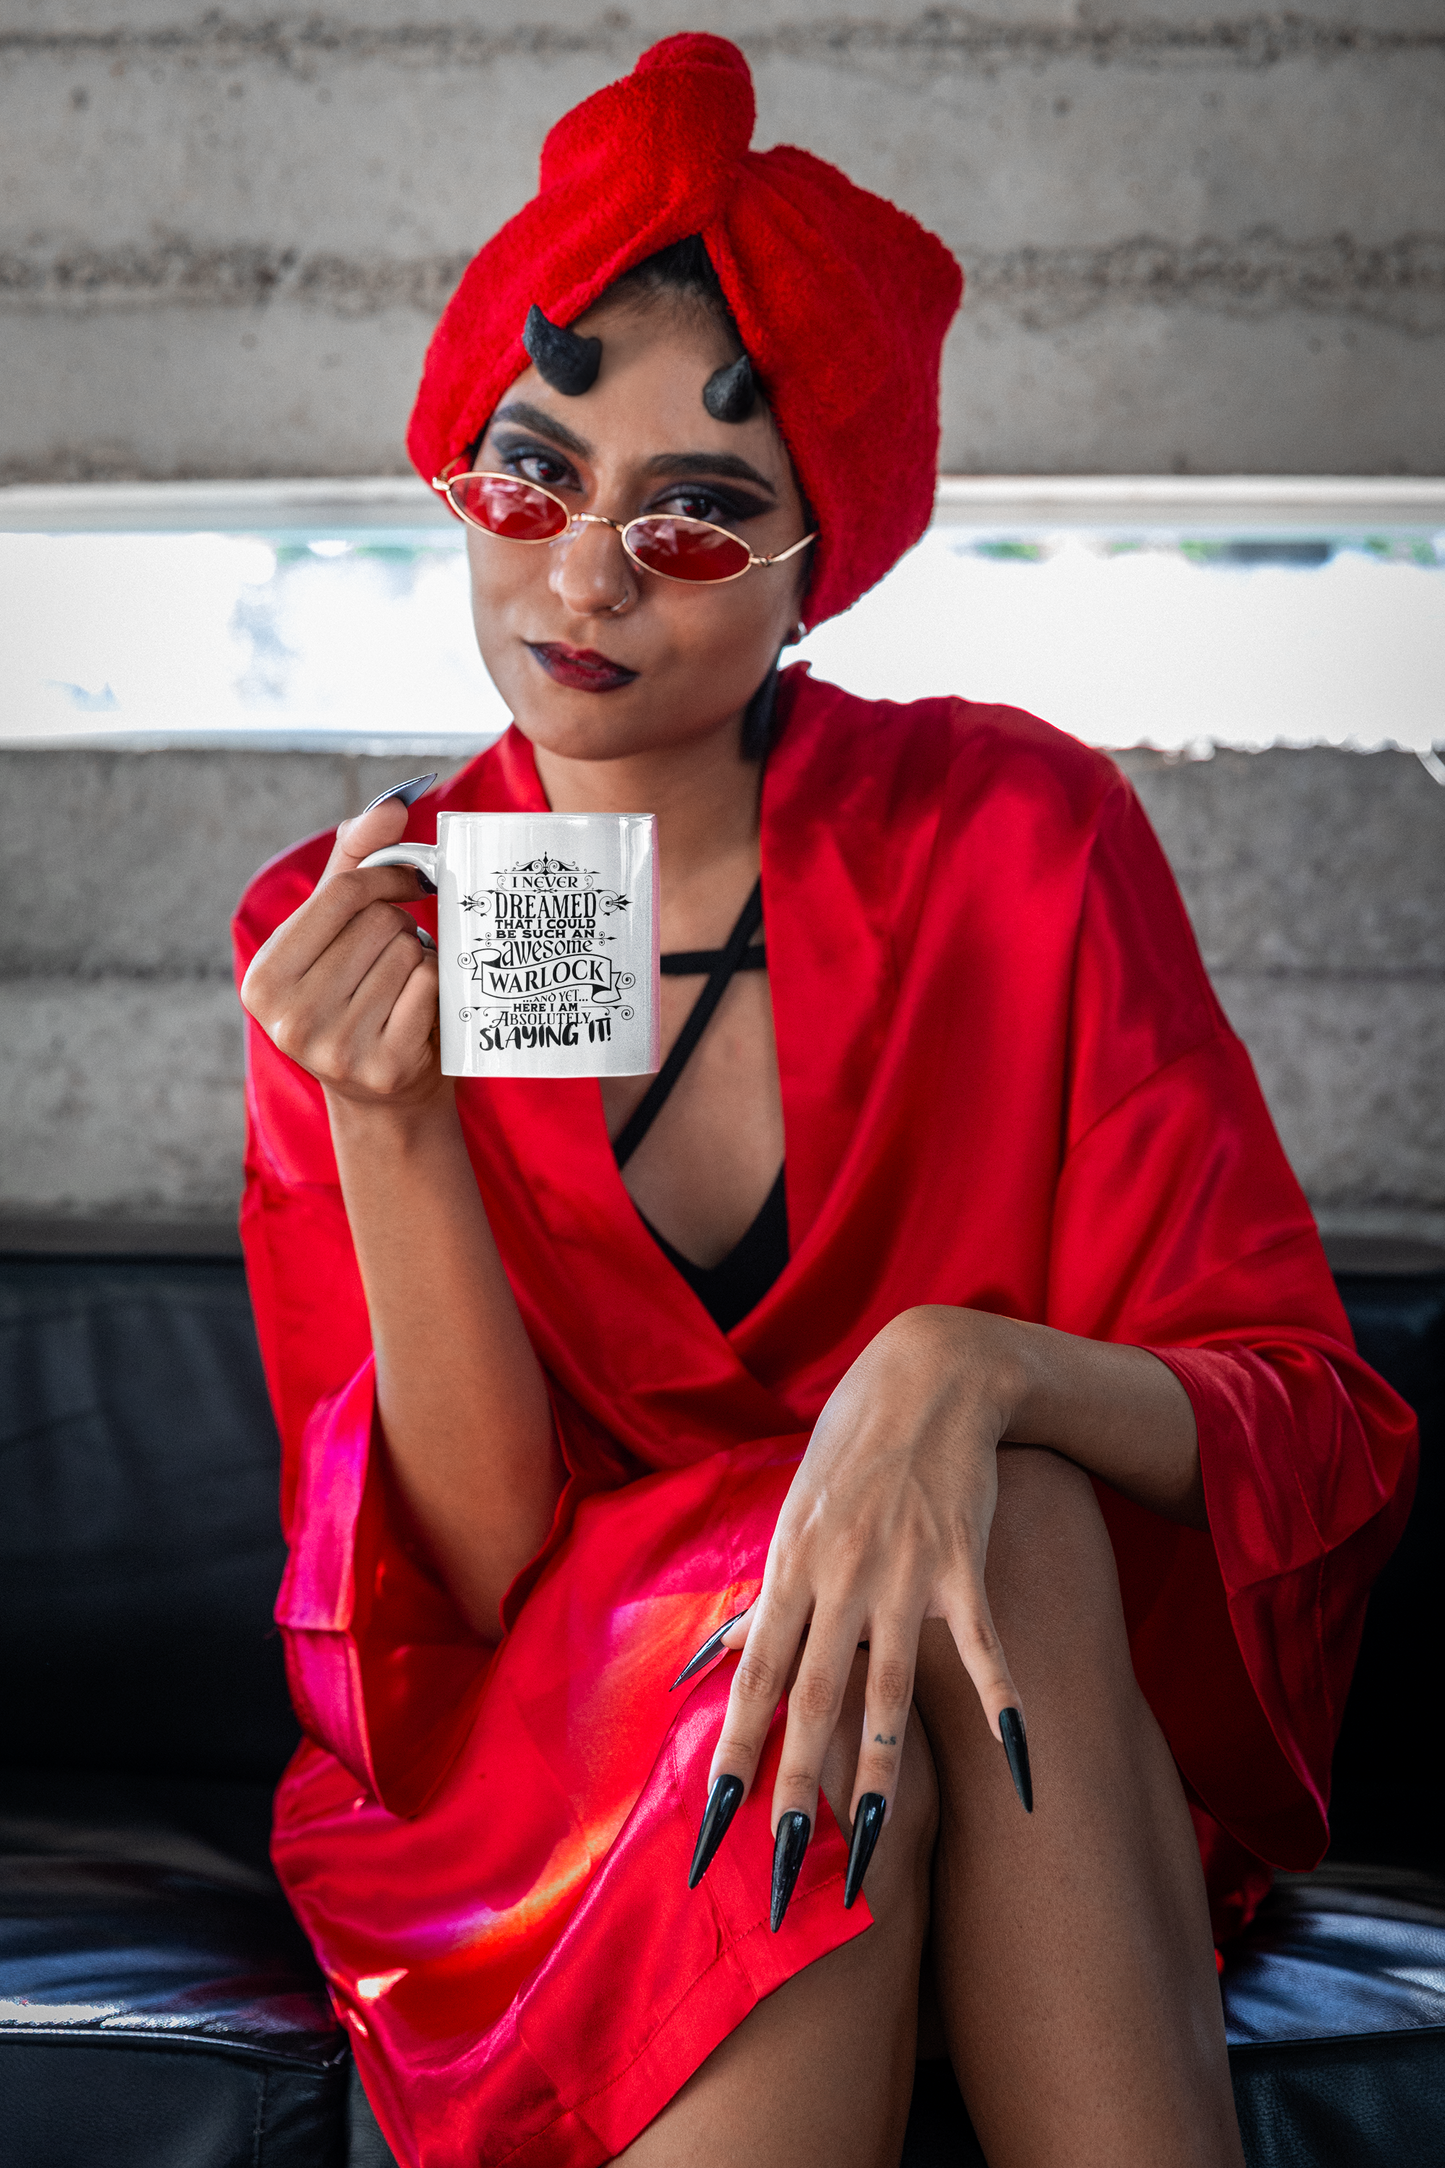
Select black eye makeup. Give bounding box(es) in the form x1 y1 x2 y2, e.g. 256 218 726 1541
647 481 773 526
483 430 779 531
489 432 582 492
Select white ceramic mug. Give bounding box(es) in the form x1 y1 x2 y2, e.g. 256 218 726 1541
360 812 660 1079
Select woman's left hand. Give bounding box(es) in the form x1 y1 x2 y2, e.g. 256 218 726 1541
705 1304 1034 1860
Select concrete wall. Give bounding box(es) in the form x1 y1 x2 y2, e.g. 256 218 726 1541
1 742 1441 1252
1122 749 1445 1250
3 4 1442 485
0 745 457 1237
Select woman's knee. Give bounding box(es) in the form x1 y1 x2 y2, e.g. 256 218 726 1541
995 1438 1100 1527
913 1448 1132 1732
985 1444 1121 1624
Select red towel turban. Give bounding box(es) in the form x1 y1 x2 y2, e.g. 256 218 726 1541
407 33 962 629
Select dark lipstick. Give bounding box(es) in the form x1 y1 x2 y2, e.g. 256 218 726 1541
527 642 638 693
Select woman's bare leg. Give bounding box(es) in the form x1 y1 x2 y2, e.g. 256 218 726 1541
617 1651 938 2167
623 1447 1242 2166
915 1445 1245 2168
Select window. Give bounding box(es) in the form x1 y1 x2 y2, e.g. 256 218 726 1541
3 476 1440 763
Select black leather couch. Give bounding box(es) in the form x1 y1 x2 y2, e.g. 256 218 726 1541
2 1248 1442 2167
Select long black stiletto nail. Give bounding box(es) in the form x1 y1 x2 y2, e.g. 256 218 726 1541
844 1793 886 1909
670 1608 751 1692
999 1707 1033 1814
361 772 437 816
770 1811 811 1931
689 1775 744 1889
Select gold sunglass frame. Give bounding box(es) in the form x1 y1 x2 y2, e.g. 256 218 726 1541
432 464 816 586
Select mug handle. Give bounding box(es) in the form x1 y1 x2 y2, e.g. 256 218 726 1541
358 842 440 894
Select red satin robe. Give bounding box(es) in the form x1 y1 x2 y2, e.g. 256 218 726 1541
233 668 1416 2168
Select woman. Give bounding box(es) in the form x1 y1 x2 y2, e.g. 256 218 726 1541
235 35 1415 2168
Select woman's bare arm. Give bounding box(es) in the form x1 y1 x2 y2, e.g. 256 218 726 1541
699 1300 1204 1855
327 1091 561 1637
973 1307 1205 1528
242 798 561 1639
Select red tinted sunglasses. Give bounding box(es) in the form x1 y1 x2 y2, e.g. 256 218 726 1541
432 465 816 586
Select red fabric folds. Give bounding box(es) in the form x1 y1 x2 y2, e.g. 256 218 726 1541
233 672 1415 2167
406 34 962 630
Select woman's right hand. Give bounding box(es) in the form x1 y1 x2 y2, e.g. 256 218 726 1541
240 795 442 1110
245 791 562 1632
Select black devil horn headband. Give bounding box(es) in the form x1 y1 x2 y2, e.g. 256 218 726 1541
523 302 757 423
701 353 756 422
522 304 602 396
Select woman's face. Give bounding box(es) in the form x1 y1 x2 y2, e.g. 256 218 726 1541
464 296 810 766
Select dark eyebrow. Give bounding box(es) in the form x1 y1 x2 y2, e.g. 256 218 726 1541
491 402 594 461
489 403 777 498
643 451 777 495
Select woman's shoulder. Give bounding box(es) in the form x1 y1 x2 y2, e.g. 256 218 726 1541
780 668 1129 842
230 732 531 973
232 824 335 977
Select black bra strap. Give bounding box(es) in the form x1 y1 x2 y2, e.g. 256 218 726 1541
661 946 765 976
612 879 764 1171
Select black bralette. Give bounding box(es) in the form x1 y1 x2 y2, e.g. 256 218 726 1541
613 877 788 1333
